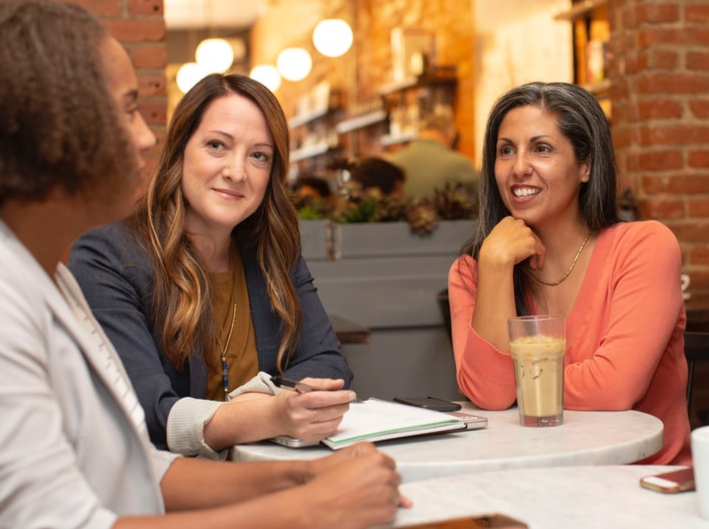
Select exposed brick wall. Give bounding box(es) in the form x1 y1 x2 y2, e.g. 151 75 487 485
65 0 167 173
609 0 709 293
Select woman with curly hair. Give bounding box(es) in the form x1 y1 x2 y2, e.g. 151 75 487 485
0 1 404 527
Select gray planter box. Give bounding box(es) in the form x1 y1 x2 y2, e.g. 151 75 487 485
331 219 475 259
299 219 330 261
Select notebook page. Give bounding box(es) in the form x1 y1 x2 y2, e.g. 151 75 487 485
325 398 460 445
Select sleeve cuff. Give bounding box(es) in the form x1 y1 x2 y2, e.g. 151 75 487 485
227 371 281 399
166 397 227 460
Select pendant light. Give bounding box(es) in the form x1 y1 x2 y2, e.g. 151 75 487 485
195 38 234 74
312 19 353 58
176 62 207 94
249 64 282 92
276 47 312 82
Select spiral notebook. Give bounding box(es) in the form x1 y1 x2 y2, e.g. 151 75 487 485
319 398 473 450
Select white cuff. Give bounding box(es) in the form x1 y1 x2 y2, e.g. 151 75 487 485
166 397 227 460
227 371 281 400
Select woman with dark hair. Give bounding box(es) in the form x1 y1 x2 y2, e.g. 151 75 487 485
0 1 405 527
449 82 690 465
68 73 353 458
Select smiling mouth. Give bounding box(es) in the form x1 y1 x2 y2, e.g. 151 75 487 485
512 187 540 198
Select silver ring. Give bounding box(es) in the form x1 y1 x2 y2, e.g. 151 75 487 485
312 410 318 423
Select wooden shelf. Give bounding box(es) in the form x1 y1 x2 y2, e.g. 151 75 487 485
335 109 388 134
288 107 331 129
289 142 333 163
583 78 611 97
379 72 457 97
554 0 608 21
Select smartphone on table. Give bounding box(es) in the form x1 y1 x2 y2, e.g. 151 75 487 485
639 467 695 493
401 513 528 528
393 396 462 412
268 435 319 448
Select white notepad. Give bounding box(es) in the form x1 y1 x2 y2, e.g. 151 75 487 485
320 398 470 450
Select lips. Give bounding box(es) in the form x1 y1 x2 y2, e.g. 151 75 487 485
213 188 243 199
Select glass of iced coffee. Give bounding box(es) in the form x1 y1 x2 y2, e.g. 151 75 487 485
508 315 565 427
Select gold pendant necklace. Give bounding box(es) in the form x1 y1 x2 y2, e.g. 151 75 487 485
530 231 592 287
220 300 237 398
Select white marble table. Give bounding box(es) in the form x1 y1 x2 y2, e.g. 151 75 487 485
230 403 664 482
383 465 706 529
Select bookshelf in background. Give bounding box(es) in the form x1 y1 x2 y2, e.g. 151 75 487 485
555 0 611 117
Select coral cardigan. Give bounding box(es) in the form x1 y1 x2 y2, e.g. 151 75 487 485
449 221 691 465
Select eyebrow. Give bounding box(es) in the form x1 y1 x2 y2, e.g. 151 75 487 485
497 134 552 143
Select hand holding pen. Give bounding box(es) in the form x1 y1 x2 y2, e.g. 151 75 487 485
270 375 355 440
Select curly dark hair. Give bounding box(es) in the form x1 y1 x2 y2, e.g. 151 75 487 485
0 0 134 208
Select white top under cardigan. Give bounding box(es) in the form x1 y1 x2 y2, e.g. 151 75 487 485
0 220 179 529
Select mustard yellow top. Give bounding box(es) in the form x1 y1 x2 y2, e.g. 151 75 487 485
206 246 259 401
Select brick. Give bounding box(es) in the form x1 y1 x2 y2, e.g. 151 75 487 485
634 149 684 171
129 45 167 69
640 124 709 146
647 49 679 69
688 149 709 168
689 199 709 218
670 220 709 243
690 100 709 118
690 246 709 266
638 27 709 47
140 98 167 126
688 51 709 71
687 5 709 24
105 18 165 42
137 72 166 97
66 0 122 16
639 198 685 219
685 269 709 290
611 125 638 149
636 73 709 95
624 51 645 74
637 4 680 24
642 174 709 195
128 0 162 16
668 175 709 194
637 98 683 120
151 128 167 151
621 5 640 30
641 175 672 194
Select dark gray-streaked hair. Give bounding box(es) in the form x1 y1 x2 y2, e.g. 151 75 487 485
0 0 134 207
459 81 621 315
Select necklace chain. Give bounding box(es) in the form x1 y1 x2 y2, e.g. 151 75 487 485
220 301 237 398
530 231 592 287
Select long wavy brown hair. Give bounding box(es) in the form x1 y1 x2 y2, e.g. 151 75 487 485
129 73 301 373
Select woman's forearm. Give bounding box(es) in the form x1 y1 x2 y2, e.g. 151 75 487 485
203 394 282 449
160 457 309 511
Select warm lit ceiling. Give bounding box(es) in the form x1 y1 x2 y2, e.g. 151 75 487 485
164 0 265 29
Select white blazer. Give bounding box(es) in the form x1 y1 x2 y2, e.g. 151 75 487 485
0 220 178 529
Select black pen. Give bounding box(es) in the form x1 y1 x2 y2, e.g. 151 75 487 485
271 375 319 393
271 375 363 402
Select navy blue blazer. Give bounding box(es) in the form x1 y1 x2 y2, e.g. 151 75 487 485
68 221 352 450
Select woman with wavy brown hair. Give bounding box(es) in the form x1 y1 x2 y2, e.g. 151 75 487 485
68 73 353 459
